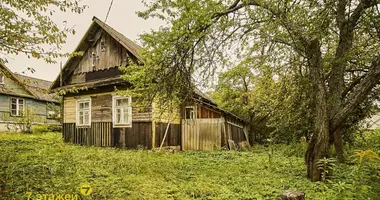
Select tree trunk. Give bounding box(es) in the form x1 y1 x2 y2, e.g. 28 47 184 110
305 39 330 181
333 127 345 163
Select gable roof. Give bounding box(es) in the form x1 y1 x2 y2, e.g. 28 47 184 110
50 16 143 90
14 74 58 103
0 62 59 103
93 17 142 60
49 17 246 122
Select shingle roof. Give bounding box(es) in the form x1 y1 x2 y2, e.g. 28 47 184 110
14 74 59 103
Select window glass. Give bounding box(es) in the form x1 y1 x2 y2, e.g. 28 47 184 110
10 97 24 116
77 100 91 126
185 107 194 119
113 96 132 127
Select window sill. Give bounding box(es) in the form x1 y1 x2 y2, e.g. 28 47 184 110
76 124 91 128
113 124 132 128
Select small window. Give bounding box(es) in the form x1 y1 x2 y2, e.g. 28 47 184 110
112 96 132 127
185 106 195 119
0 74 4 85
46 103 60 119
47 110 56 119
10 97 24 116
76 99 91 126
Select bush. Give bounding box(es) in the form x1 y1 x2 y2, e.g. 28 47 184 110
47 124 62 132
32 124 62 133
354 128 380 154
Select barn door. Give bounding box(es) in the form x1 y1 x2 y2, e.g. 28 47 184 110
181 119 198 150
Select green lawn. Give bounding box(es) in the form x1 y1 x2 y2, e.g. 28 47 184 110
0 132 378 199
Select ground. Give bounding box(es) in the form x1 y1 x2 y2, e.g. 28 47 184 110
0 132 379 199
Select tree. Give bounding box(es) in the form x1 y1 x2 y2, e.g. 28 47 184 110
212 59 314 144
127 0 380 181
0 0 86 64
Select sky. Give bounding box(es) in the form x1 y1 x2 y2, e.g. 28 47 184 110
5 0 162 81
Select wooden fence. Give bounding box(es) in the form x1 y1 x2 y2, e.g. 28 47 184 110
182 118 248 150
181 118 223 150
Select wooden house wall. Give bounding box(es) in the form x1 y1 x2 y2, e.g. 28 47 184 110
197 104 221 119
154 123 181 148
62 91 182 149
63 92 153 124
68 32 131 85
223 115 247 146
152 102 181 124
0 95 59 124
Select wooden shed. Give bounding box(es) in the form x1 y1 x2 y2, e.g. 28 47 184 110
50 17 248 150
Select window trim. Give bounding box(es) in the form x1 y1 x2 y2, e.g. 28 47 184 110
10 97 24 117
112 95 132 128
185 106 196 120
76 98 91 127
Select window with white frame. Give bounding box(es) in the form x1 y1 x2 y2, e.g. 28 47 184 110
76 99 91 126
112 96 132 127
11 97 24 116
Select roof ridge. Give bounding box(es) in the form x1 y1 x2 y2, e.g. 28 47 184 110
92 16 142 47
14 73 53 84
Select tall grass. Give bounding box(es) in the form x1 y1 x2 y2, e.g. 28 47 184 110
0 132 379 199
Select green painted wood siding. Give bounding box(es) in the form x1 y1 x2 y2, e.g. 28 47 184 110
0 94 59 124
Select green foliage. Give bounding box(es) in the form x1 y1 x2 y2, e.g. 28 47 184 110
46 103 61 120
32 124 49 133
352 149 380 166
212 60 314 143
15 108 35 133
353 129 380 154
0 0 87 63
1 133 379 199
32 124 62 133
317 157 336 183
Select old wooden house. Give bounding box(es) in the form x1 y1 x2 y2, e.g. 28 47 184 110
0 62 60 131
50 17 248 150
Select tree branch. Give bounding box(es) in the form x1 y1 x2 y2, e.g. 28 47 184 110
341 74 366 98
331 56 380 132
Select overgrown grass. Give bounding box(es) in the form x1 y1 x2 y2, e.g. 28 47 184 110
0 132 379 199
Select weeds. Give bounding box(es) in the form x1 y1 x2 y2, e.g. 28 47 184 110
0 132 379 199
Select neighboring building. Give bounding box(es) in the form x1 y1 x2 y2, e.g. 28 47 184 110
50 17 247 150
0 62 60 132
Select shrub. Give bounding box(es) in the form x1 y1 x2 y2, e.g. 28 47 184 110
32 124 62 133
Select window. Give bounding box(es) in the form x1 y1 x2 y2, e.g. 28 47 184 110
11 97 24 116
76 99 91 126
46 103 60 119
0 74 4 85
185 106 195 119
112 96 132 127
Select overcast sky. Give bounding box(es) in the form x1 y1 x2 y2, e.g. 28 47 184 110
5 0 162 81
